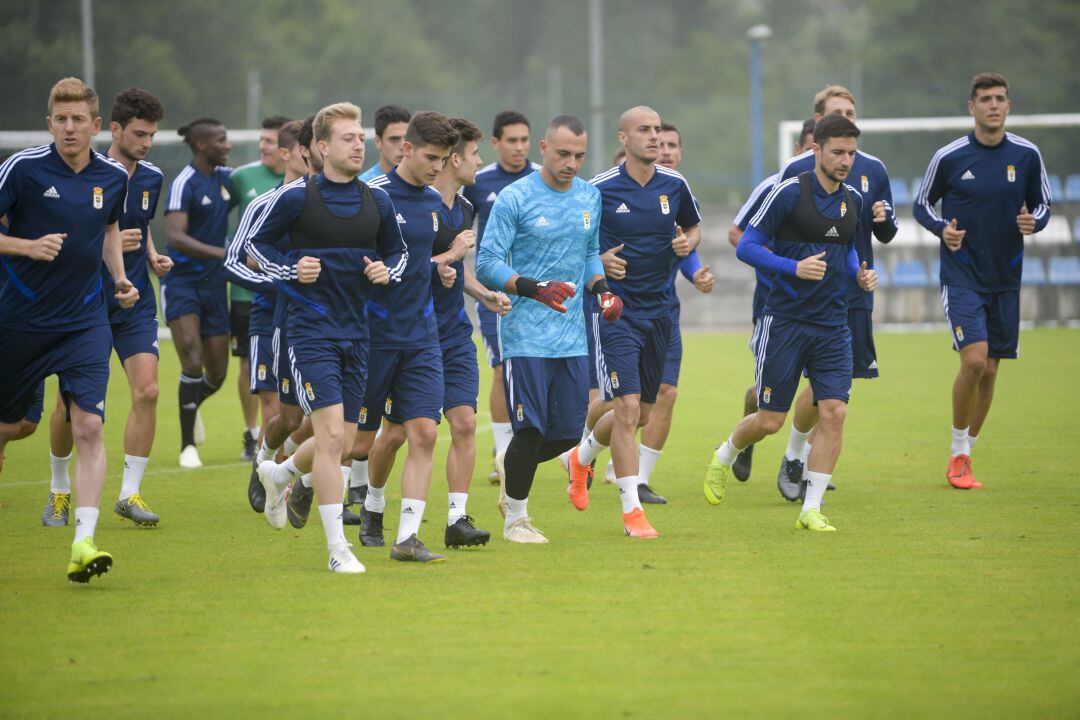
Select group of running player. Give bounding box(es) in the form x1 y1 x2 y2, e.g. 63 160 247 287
0 69 1050 580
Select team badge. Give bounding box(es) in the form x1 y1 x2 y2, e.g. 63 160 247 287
359 407 368 424
1006 165 1016 183
516 403 524 421
385 398 393 415
840 201 847 217
610 371 619 389
304 382 315 401
583 210 591 229
861 175 869 193
762 386 772 404
432 211 439 231
659 194 670 215
281 378 290 394
955 326 964 342
221 185 230 201
92 186 104 210
142 190 150 211
257 364 267 381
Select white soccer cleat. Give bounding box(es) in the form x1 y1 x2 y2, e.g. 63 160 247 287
258 461 289 530
327 545 366 574
503 517 549 544
179 445 202 469
193 410 206 445
604 459 617 484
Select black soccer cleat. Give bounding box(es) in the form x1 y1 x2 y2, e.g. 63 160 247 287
346 484 368 507
733 443 754 482
637 483 668 505
359 507 386 547
241 430 257 462
342 505 362 526
777 457 804 502
287 479 314 529
248 460 266 513
390 534 446 563
444 515 491 548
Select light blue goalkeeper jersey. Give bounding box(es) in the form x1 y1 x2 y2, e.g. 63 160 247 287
476 171 604 360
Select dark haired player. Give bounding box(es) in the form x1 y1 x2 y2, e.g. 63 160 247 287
359 104 410 182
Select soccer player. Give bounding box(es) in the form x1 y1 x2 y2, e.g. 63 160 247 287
704 114 877 532
726 118 815 483
359 105 410 182
476 114 609 544
224 119 307 511
351 112 458 563
914 72 1050 489
0 77 137 581
566 107 700 537
228 115 290 461
163 117 233 468
42 88 172 529
462 111 541 487
248 102 404 574
771 87 897 502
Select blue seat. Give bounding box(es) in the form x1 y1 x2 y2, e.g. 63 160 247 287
930 260 940 282
890 178 910 207
1048 256 1080 285
1066 175 1080 203
1022 256 1047 286
891 259 929 288
1048 174 1063 203
910 177 923 203
1073 217 1080 244
873 263 890 288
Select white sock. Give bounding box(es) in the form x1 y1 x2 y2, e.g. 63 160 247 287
396 498 426 544
577 432 608 465
616 475 642 514
49 452 72 494
638 445 661 484
716 435 743 466
505 496 528 526
119 454 148 500
318 503 347 550
365 484 386 513
951 426 970 456
786 425 811 462
580 424 592 443
73 506 99 543
492 422 513 456
802 441 812 467
340 466 351 496
257 439 279 464
350 459 369 488
300 472 313 488
968 434 979 452
802 471 831 512
283 436 301 457
278 457 302 488
448 492 468 525
248 425 260 437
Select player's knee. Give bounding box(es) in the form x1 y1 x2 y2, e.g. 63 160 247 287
448 411 476 439
317 425 346 455
818 402 847 428
981 360 999 382
70 414 103 447
614 396 641 427
756 412 786 435
14 420 39 440
407 421 439 450
658 384 678 406
961 351 988 377
133 380 159 408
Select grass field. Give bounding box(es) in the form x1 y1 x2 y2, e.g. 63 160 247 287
1 329 1078 719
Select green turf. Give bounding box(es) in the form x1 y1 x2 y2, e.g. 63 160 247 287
1 329 1078 718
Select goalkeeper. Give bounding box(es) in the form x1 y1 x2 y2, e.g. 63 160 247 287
476 114 617 545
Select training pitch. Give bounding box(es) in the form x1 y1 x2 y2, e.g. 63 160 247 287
1 329 1077 718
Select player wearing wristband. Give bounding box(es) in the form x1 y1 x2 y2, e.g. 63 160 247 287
476 115 607 544
704 114 877 532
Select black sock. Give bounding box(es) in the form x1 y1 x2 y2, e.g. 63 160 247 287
197 374 222 406
504 428 543 501
179 373 201 448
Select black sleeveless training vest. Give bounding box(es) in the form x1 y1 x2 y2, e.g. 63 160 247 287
432 198 475 254
290 177 381 250
774 171 857 246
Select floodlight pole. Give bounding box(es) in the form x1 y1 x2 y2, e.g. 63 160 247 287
589 0 605 176
81 0 95 89
747 24 772 185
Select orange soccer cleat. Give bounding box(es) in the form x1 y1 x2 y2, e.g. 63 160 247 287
946 454 975 490
566 446 590 511
623 508 659 538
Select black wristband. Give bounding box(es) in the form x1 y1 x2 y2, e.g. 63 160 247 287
515 276 539 298
590 278 610 295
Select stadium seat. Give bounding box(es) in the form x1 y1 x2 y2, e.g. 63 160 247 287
891 259 930 288
890 178 911 208
889 218 922 246
930 259 940 281
874 263 890 288
1031 216 1072 245
1022 256 1047 286
1048 174 1063 203
1066 175 1080 203
1048 256 1080 285
1073 217 1080 244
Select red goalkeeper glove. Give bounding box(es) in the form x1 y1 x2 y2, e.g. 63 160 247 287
515 277 575 313
591 279 622 322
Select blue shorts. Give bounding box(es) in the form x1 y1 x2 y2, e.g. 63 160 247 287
662 309 683 387
160 275 230 336
753 315 852 412
275 326 298 407
503 355 589 441
287 337 368 422
476 303 501 367
25 381 46 424
941 285 1019 360
109 305 160 364
597 315 670 404
441 338 479 413
249 332 277 394
359 346 444 430
848 308 879 379
752 278 771 325
0 325 112 423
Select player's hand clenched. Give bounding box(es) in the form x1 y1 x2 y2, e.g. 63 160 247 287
114 278 139 309
872 201 888 223
857 261 878 292
597 292 622 322
693 265 715 293
1016 206 1036 235
29 233 65 261
453 229 476 254
602 243 627 280
942 218 966 251
296 256 322 284
437 261 457 288
363 256 389 285
515 276 575 313
796 251 827 281
481 291 512 317
672 229 691 257
149 253 173 277
120 228 143 252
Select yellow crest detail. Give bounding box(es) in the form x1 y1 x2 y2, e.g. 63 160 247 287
583 210 591 229
840 201 847 217
281 378 290 394
659 194 670 215
516 403 524 421
955 326 964 342
763 386 772 404
359 407 368 424
304 382 315 400
1006 165 1016 183
141 190 150 211
432 211 439 231
92 186 104 210
861 175 869 193
610 371 620 389
257 364 267 381
384 398 393 415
